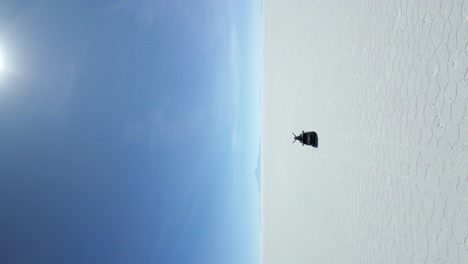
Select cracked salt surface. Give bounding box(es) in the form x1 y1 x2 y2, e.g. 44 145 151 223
262 0 468 263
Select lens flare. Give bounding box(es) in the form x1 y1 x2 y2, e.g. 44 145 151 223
0 50 4 73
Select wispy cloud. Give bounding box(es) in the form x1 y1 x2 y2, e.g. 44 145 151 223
139 0 169 25
119 0 243 154
255 144 261 194
229 21 241 152
148 97 204 149
108 0 169 25
122 96 203 150
55 62 76 112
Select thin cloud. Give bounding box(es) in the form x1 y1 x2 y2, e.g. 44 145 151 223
229 21 241 153
139 0 169 25
255 144 261 194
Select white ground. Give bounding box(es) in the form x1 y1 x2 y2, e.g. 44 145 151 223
262 0 468 263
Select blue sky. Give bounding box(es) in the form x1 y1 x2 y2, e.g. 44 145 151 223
0 1 262 263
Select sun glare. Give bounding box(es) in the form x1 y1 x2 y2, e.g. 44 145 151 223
0 48 5 74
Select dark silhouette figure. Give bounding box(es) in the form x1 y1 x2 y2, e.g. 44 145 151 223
292 131 318 148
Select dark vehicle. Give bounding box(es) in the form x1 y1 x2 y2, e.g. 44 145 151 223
292 131 318 148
